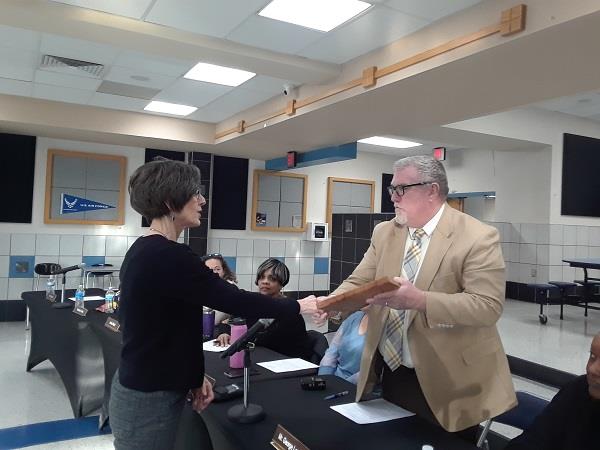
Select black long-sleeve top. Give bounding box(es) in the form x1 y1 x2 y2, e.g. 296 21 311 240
118 235 300 392
505 375 600 450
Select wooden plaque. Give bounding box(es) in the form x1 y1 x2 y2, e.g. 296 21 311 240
317 277 400 312
271 424 310 450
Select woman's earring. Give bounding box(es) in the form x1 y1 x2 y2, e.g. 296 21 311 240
171 214 175 222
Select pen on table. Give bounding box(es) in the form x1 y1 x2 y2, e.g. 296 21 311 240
324 390 349 400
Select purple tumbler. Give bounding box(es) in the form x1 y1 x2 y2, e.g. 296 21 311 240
202 307 215 340
229 318 247 369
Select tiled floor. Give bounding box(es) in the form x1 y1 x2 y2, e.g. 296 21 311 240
0 300 597 449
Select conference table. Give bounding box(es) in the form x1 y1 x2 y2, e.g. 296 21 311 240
23 290 477 449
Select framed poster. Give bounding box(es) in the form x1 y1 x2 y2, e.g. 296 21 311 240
44 149 126 225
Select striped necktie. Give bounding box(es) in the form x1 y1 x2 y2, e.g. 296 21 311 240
379 228 426 371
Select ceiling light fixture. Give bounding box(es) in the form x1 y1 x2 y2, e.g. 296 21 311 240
358 136 422 148
184 62 256 87
259 0 372 32
144 101 197 116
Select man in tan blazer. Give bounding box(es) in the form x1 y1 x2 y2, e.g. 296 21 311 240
323 156 516 439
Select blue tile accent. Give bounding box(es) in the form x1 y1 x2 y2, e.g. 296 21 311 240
314 257 329 274
266 142 357 170
223 256 236 274
82 255 106 267
9 255 35 278
0 415 110 449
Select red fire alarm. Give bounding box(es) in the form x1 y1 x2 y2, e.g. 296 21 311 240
287 151 297 168
433 147 446 161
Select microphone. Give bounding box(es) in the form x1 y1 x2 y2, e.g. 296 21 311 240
221 319 274 358
52 263 86 275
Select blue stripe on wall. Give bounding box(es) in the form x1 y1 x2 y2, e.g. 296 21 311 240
0 416 110 449
314 257 329 274
266 142 357 170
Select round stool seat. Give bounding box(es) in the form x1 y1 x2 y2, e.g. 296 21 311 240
548 281 578 288
527 283 556 290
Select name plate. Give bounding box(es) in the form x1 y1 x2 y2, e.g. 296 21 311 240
271 425 310 450
73 305 88 317
105 317 121 332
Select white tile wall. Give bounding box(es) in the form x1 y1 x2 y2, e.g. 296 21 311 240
83 235 106 256
236 274 252 291
207 238 220 255
298 274 313 291
299 257 314 274
269 241 285 257
549 225 563 245
576 226 589 246
253 240 269 257
0 278 7 300
11 234 35 255
236 239 253 257
106 236 128 256
285 240 300 257
300 241 315 257
536 224 550 245
285 256 300 275
220 239 237 256
0 256 9 278
563 225 577 245
35 235 60 256
315 241 330 257
286 273 299 292
236 257 253 275
127 235 140 250
60 235 83 256
314 274 329 291
0 235 9 255
8 278 32 299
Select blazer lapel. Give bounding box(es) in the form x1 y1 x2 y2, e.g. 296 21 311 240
406 206 454 327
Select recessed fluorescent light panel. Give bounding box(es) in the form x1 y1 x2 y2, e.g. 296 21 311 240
358 136 422 148
259 0 372 32
144 101 197 116
184 62 256 87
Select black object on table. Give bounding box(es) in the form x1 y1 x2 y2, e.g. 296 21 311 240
195 374 479 450
562 258 600 316
22 289 112 418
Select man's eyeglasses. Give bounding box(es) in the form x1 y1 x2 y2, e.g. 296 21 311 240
387 181 434 197
205 253 222 258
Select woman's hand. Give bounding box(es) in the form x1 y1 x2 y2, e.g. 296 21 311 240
191 377 214 412
298 295 322 315
215 333 230 346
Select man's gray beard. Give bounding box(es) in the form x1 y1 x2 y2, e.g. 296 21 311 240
394 210 407 225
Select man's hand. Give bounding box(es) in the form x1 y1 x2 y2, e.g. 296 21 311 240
297 295 319 314
191 377 214 412
367 276 426 311
311 295 331 325
215 333 230 346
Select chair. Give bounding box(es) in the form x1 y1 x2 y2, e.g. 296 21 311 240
86 263 115 289
476 390 550 449
305 330 329 365
527 283 558 324
28 263 62 329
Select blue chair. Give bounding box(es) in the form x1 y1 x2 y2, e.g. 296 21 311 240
477 390 549 449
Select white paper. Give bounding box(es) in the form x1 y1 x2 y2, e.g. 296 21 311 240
68 296 105 301
256 358 318 373
202 340 230 352
330 399 415 424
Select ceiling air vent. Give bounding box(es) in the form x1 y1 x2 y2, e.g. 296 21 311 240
40 54 105 77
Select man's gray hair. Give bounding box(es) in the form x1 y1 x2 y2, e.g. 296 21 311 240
393 155 449 199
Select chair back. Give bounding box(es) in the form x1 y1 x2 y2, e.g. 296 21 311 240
495 390 549 430
34 263 61 276
306 330 329 364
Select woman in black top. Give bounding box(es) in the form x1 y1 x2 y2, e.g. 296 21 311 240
216 258 312 360
109 159 318 450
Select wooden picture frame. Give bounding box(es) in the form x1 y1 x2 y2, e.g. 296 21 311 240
251 169 308 232
44 149 126 225
326 177 375 229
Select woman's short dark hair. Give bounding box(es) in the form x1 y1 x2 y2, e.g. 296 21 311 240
255 258 289 287
129 158 201 222
201 254 237 283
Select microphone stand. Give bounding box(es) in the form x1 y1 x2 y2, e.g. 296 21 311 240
52 273 71 309
227 342 265 424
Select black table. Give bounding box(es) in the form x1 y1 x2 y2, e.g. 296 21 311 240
562 258 600 315
22 289 113 418
193 375 478 450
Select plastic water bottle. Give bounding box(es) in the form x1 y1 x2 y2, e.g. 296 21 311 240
45 276 56 302
75 284 85 308
105 287 115 313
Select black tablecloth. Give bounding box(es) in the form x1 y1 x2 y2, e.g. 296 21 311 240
194 375 478 450
22 289 114 418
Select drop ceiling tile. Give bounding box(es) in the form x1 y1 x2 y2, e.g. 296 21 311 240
205 88 275 115
0 78 33 97
112 51 192 77
154 78 232 108
104 66 177 90
227 15 323 55
32 83 95 104
298 5 427 64
146 0 271 38
0 25 41 52
49 0 154 19
187 108 233 123
34 70 102 90
88 92 149 112
384 0 482 21
241 75 295 94
0 47 38 82
40 33 119 66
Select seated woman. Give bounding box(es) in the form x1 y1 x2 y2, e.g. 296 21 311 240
202 254 237 325
318 310 368 384
216 258 312 360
